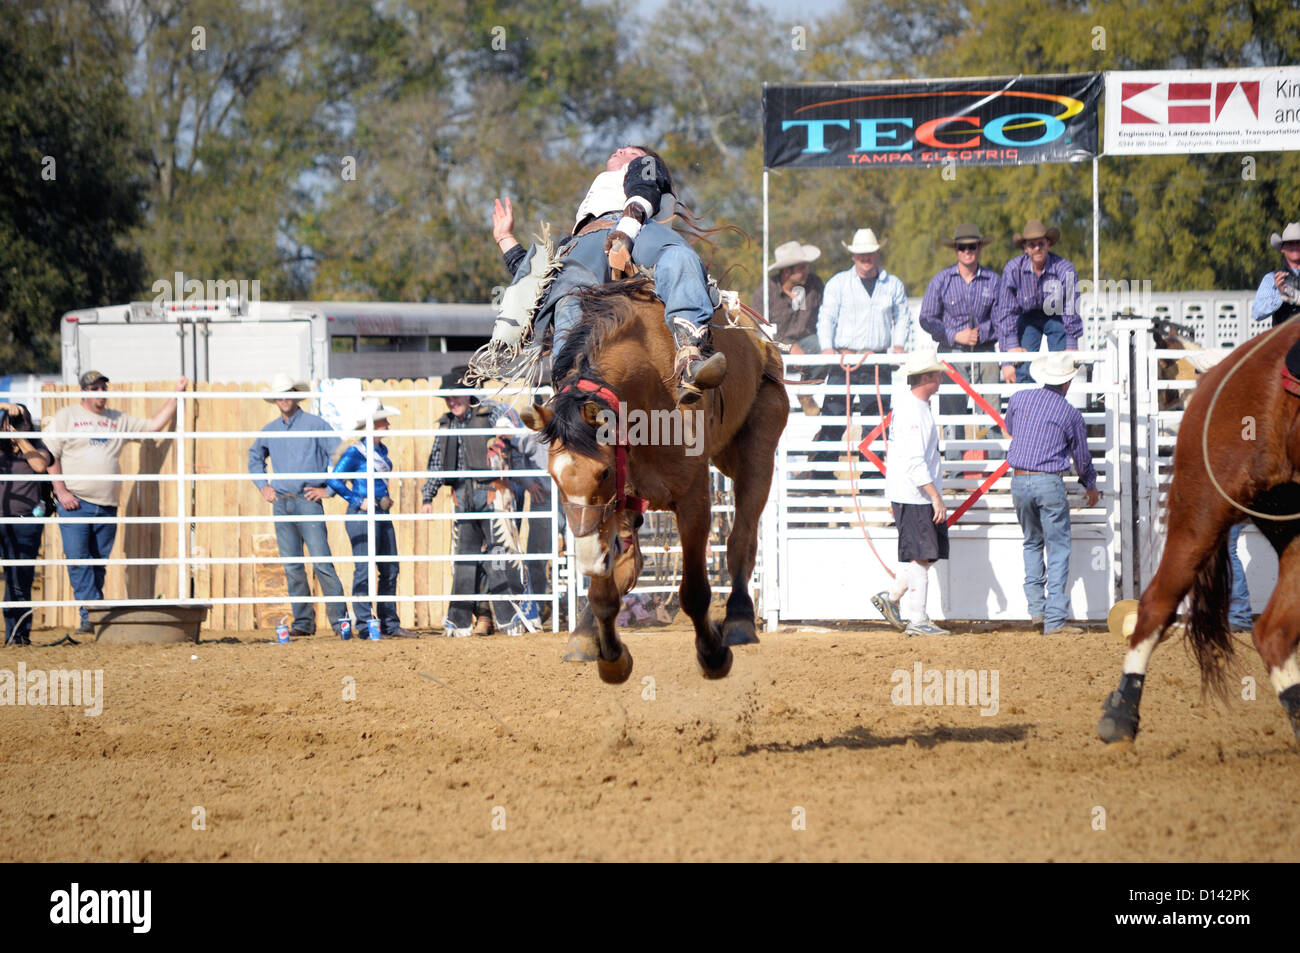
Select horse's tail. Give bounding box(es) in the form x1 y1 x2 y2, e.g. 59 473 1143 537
1183 536 1238 701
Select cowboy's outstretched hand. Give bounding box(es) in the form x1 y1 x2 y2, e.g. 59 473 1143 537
492 198 515 243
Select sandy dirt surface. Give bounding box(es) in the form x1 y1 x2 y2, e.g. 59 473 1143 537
0 618 1296 862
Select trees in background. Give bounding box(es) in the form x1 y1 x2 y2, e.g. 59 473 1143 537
4 0 1298 371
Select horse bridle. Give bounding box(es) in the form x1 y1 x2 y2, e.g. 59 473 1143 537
557 378 648 538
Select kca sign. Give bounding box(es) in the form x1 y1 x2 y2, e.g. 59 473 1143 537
1105 67 1300 154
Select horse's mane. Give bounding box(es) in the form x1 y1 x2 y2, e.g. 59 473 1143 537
541 276 663 460
551 275 660 385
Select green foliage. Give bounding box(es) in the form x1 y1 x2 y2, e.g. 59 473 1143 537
0 3 146 371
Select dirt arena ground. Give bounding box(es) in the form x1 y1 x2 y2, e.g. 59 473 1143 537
1 618 1296 862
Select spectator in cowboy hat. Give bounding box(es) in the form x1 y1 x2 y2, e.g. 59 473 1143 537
1004 352 1100 635
919 223 1004 449
871 349 951 637
809 228 910 474
328 398 417 638
752 240 824 353
993 219 1082 384
44 370 189 634
248 372 347 638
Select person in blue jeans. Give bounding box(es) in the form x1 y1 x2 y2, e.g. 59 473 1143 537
1004 353 1101 634
0 403 53 645
1226 522 1253 632
328 400 416 638
45 371 186 634
248 374 346 638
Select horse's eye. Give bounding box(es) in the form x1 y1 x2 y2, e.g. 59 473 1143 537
599 467 611 483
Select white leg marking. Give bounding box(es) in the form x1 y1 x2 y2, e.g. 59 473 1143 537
1122 630 1160 676
1269 654 1300 695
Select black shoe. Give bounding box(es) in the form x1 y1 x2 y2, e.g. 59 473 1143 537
289 628 313 638
75 622 94 635
387 627 420 639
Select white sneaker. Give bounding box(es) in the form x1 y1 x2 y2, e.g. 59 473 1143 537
904 620 952 637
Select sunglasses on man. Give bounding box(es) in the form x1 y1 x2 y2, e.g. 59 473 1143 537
1023 240 1048 250
955 243 979 252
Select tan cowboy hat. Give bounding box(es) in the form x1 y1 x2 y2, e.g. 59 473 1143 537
1270 222 1300 249
941 223 992 249
355 397 402 429
265 372 308 402
1030 352 1080 385
842 228 885 254
901 349 945 377
1014 219 1061 248
1107 599 1139 639
769 240 821 273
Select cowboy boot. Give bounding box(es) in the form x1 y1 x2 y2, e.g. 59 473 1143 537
672 323 727 405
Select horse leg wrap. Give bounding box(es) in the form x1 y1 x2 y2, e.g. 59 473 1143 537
1278 684 1300 741
1097 673 1145 743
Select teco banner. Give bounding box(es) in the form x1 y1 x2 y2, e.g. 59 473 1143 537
1104 67 1300 154
763 74 1102 170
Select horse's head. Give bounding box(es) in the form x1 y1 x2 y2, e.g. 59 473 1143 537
522 385 638 579
1151 317 1197 350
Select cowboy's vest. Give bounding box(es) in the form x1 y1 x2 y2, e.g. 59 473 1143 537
434 405 497 484
1272 300 1300 327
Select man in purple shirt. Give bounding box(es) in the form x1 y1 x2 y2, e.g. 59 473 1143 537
994 219 1082 384
918 223 1002 437
1005 353 1100 635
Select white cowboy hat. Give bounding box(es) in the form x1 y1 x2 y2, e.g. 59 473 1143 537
841 228 885 254
1029 352 1081 385
354 397 402 429
264 372 308 402
768 240 821 273
901 349 945 377
1270 222 1300 249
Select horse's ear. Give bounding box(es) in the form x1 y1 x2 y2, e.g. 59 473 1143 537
520 402 550 432
581 400 601 426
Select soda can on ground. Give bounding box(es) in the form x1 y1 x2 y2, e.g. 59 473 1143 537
275 623 291 644
368 619 382 640
339 619 352 641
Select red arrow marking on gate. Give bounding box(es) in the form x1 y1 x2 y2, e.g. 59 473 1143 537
855 360 1012 526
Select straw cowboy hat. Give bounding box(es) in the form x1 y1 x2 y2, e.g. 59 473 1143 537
841 228 885 254
901 349 946 377
264 372 308 402
1014 219 1061 248
1107 599 1138 639
1029 352 1081 385
941 223 993 249
1270 222 1300 249
354 397 402 429
768 240 821 273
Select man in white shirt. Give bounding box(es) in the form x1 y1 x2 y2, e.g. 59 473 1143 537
809 228 910 471
871 351 951 637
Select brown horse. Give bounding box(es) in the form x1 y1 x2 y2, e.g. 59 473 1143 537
1098 318 1300 744
521 276 787 682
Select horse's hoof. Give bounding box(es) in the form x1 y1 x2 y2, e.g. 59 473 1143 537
698 645 734 680
722 617 760 646
1097 696 1139 744
597 646 633 684
562 633 599 663
1279 684 1300 741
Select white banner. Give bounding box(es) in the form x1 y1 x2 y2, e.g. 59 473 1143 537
1104 67 1300 155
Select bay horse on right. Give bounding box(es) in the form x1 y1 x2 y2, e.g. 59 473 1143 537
1098 319 1300 744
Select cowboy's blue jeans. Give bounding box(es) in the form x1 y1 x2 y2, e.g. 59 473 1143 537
55 498 117 629
1011 473 1073 630
1227 522 1252 629
1014 310 1070 382
273 493 345 633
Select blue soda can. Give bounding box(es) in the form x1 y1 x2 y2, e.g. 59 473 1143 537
275 623 291 644
367 619 382 640
339 619 352 640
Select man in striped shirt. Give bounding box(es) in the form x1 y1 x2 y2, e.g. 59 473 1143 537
918 223 1002 444
994 219 1082 384
1005 353 1100 635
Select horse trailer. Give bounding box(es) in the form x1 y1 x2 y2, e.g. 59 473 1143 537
60 298 496 385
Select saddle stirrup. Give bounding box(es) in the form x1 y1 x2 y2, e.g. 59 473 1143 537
672 322 727 404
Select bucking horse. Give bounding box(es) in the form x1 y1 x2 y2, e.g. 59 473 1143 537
519 276 787 683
